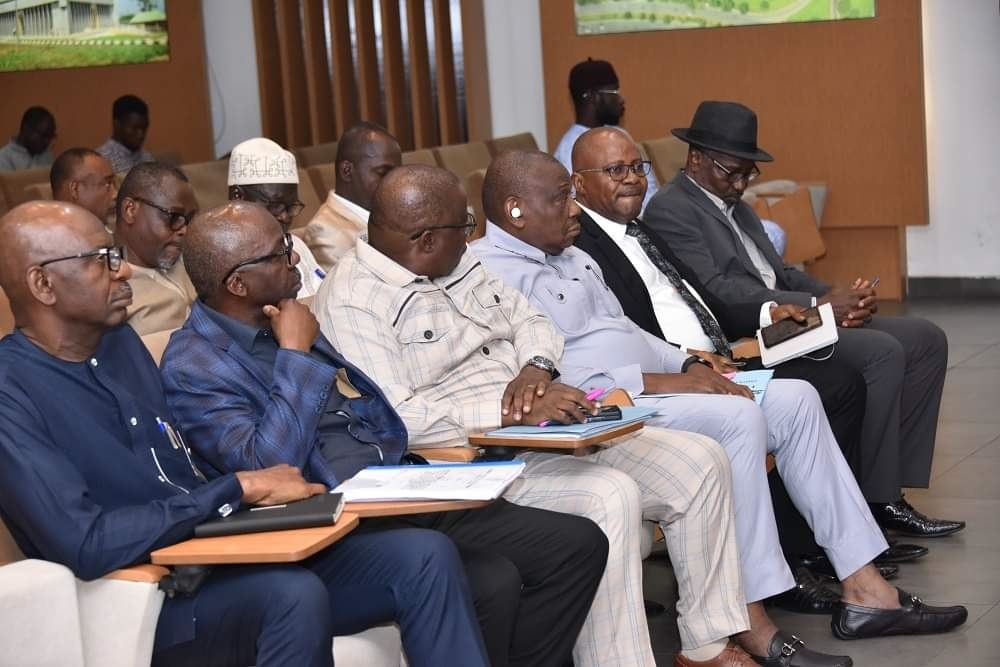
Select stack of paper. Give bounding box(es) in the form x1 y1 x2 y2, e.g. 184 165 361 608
333 461 525 502
481 406 658 439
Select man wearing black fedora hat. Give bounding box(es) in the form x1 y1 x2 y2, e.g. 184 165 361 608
644 100 963 542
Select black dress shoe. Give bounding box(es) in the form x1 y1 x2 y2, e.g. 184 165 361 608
750 630 852 667
831 588 968 639
874 542 929 563
869 497 965 537
644 598 666 617
799 554 899 582
767 567 840 615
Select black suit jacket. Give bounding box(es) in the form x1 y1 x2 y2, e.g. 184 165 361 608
573 209 762 347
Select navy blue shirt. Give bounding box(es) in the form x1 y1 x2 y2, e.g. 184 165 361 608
0 325 242 581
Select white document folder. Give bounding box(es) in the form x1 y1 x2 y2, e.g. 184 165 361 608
756 302 839 368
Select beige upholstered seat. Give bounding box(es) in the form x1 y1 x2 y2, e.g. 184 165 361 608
401 148 439 167
433 142 491 179
641 136 688 184
487 132 539 156
293 141 339 168
0 166 52 210
179 159 230 210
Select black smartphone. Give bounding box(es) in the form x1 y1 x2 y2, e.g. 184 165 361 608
584 405 622 423
760 307 823 349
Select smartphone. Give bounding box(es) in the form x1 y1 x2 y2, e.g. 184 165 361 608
584 405 622 423
760 306 823 349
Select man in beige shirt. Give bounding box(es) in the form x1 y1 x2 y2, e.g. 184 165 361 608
303 122 401 271
115 162 197 335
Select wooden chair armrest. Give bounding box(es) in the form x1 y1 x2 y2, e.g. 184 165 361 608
415 446 481 462
602 388 634 407
104 564 170 583
731 338 760 360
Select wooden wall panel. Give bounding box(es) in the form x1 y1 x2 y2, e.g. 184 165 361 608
301 0 336 143
274 0 311 148
433 0 462 145
539 0 926 297
329 1 360 136
406 0 438 148
810 227 907 300
354 0 384 125
380 0 412 148
0 0 213 164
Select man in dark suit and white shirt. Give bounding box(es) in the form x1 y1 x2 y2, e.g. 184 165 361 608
643 100 963 539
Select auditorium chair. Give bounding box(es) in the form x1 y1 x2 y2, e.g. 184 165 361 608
745 181 828 265
486 132 539 156
179 159 230 210
464 168 488 240
401 148 439 167
0 286 15 335
293 141 339 168
22 182 52 202
295 167 324 229
641 136 688 184
0 166 51 210
307 163 337 200
433 141 491 179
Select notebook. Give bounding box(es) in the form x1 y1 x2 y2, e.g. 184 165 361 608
332 461 525 502
194 492 345 538
756 302 839 368
479 406 658 439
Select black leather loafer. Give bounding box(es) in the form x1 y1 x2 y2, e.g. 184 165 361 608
875 542 929 563
799 553 898 582
767 567 840 615
831 588 968 639
750 630 852 667
869 497 965 537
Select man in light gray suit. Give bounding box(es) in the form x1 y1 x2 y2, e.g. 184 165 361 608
643 100 963 539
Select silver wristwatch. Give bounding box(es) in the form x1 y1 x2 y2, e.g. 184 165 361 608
526 355 559 379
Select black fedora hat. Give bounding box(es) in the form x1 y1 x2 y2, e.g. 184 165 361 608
672 101 774 162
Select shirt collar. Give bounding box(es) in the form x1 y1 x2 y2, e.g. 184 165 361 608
686 173 732 215
355 238 425 288
5 139 29 156
483 221 548 263
330 191 371 223
576 201 629 243
199 301 272 355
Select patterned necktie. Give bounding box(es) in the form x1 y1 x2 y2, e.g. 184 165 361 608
625 222 732 356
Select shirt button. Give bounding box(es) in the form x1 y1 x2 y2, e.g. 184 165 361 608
482 346 490 355
556 293 565 302
129 417 138 426
89 358 98 367
493 294 500 304
423 330 433 339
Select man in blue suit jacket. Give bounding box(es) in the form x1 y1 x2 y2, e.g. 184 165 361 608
160 201 608 667
0 201 492 667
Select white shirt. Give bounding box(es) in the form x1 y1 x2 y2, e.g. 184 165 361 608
291 235 324 298
580 202 717 352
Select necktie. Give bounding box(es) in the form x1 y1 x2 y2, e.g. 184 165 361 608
625 222 732 356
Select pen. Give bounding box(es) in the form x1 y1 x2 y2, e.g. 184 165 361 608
250 504 288 512
870 276 880 288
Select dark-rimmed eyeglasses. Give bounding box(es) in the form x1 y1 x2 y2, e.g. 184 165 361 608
576 160 652 182
709 157 761 185
220 233 294 285
238 187 306 220
131 196 195 231
406 212 477 241
38 245 126 272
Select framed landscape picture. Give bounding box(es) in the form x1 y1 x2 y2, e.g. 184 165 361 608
575 0 876 35
0 0 169 72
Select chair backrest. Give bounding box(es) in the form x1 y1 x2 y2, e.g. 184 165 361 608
0 166 52 209
486 132 539 156
0 180 8 215
293 141 339 168
151 150 183 166
433 142 491 179
755 187 827 264
0 286 14 338
464 168 487 240
0 513 26 564
179 159 230 211
401 148 439 167
295 167 324 230
642 136 688 184
24 181 53 201
140 329 176 367
306 163 336 201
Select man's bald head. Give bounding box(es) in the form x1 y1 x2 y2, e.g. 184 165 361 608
369 165 470 279
570 126 635 172
183 201 280 301
482 149 565 225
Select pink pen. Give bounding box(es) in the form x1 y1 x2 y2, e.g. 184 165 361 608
538 387 610 426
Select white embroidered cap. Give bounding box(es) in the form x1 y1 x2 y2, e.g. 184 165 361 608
227 137 299 186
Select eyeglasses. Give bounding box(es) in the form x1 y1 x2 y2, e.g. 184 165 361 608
239 187 305 220
576 160 652 182
405 212 477 241
38 245 126 272
709 157 761 185
220 233 294 284
131 196 195 231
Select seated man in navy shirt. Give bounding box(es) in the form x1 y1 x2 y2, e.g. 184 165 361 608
159 201 608 667
0 201 491 667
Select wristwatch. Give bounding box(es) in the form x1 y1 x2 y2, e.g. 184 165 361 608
526 355 560 379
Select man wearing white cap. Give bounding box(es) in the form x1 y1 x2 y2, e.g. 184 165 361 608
227 138 327 298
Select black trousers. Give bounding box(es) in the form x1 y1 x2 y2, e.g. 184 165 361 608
357 498 609 667
746 354 868 560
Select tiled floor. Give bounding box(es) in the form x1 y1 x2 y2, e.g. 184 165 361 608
643 299 1000 666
